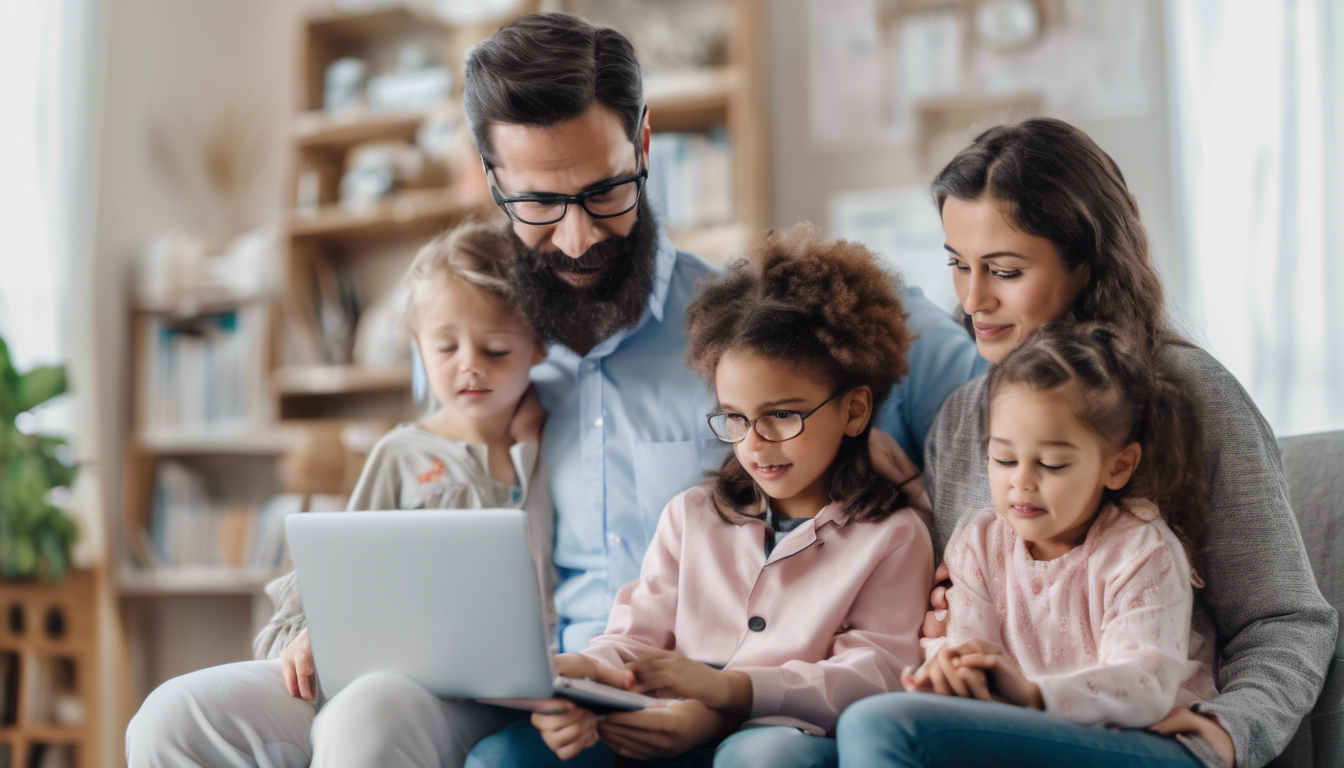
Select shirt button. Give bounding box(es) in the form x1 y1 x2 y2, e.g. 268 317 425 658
748 616 766 632
608 532 623 545
593 417 604 428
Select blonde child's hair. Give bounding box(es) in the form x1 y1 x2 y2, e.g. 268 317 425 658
403 220 518 332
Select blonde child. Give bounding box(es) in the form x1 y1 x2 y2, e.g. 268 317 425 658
466 223 936 768
840 322 1220 768
255 220 552 703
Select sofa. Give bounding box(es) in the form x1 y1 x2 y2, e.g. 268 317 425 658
1270 430 1343 768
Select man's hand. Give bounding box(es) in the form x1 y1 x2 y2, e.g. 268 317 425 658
598 698 738 761
922 561 952 639
279 629 316 701
508 385 546 444
623 649 751 714
531 703 600 761
1150 707 1236 767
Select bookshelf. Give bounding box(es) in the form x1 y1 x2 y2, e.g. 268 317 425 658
113 0 769 751
0 570 99 768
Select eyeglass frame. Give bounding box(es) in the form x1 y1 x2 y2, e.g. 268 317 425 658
480 109 650 226
706 390 847 444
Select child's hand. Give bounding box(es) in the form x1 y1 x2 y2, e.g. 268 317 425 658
554 652 636 691
598 698 739 761
624 650 751 714
531 702 599 760
508 385 546 444
950 640 1044 710
1150 707 1236 767
904 645 992 701
279 628 316 700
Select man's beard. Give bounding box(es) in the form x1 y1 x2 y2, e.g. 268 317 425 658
507 197 659 354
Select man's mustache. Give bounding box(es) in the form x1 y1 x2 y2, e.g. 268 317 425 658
517 238 623 273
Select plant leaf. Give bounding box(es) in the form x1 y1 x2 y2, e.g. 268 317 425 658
17 366 66 413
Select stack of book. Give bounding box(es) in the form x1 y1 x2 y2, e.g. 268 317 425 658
146 462 307 570
140 310 268 430
647 129 734 230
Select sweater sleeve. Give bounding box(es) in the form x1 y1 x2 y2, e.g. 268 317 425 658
1166 348 1338 768
580 492 686 671
252 434 405 660
924 511 1005 661
1035 534 1195 728
736 512 934 735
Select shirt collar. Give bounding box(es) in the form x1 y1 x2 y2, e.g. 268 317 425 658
646 227 678 323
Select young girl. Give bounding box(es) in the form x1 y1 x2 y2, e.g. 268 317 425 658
465 223 935 768
845 322 1220 768
255 220 552 703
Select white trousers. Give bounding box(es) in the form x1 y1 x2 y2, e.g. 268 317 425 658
125 660 522 767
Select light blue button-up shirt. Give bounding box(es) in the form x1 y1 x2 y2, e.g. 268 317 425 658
533 230 989 651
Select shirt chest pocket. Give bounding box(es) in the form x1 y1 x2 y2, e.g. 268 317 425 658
631 438 729 539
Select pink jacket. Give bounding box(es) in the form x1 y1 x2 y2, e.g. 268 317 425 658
581 482 935 735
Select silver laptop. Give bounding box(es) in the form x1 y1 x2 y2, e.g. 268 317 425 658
286 509 660 711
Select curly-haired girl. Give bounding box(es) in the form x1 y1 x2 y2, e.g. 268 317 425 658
490 223 936 768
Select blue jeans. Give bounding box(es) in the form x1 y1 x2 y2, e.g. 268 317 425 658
465 718 836 768
836 693 1203 768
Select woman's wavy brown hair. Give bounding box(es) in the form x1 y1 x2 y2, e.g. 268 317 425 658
984 322 1210 571
685 223 915 524
932 118 1182 352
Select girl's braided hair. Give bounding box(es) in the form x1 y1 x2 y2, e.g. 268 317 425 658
985 321 1211 569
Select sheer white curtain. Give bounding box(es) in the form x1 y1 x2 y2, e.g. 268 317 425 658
0 0 101 433
1169 0 1344 436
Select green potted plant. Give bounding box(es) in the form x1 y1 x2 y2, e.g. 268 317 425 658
0 334 77 581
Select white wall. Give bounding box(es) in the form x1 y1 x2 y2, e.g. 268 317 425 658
764 0 1183 317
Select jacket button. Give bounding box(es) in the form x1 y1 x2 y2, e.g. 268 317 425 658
748 616 766 632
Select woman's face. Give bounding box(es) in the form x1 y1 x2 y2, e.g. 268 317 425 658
941 196 1091 364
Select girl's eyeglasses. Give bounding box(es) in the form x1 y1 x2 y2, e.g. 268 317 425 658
706 391 844 443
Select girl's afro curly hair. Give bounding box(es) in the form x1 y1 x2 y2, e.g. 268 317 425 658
686 222 913 411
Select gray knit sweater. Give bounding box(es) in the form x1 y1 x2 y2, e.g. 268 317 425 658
924 343 1338 768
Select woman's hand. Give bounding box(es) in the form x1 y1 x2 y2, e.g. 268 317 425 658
508 385 546 444
868 429 920 487
598 698 739 761
1150 707 1236 767
279 628 316 701
623 649 751 714
531 702 600 761
922 561 952 639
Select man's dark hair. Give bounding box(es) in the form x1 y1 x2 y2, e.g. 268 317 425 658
464 12 644 167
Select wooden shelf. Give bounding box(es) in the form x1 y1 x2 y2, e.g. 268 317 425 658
273 365 412 396
288 188 487 240
303 3 450 39
294 109 427 151
0 724 88 743
136 427 296 456
117 567 284 597
133 294 262 316
646 67 736 132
